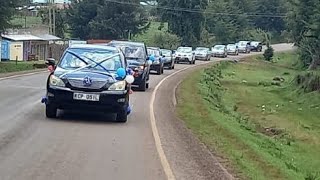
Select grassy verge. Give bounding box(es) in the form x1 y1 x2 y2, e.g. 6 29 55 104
0 61 46 74
176 52 320 180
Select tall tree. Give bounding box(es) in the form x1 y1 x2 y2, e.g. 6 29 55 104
67 0 149 40
287 0 320 70
157 0 208 46
0 0 20 32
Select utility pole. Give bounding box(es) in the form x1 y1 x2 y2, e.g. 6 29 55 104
48 0 56 35
48 0 52 34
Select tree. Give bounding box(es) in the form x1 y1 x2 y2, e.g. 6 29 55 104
157 0 208 46
0 0 20 32
287 0 320 70
67 0 149 40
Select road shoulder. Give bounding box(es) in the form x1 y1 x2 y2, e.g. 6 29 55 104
153 63 234 180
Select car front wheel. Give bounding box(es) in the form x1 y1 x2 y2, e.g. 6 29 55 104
46 104 57 118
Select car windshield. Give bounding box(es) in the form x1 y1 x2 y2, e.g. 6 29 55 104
147 49 161 57
195 48 209 52
161 50 171 56
59 48 122 71
227 44 236 48
251 42 260 45
239 41 249 46
214 45 225 50
177 47 192 53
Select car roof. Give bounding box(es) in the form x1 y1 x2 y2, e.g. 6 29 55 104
68 44 119 51
196 47 209 49
108 40 145 46
214 45 225 46
178 46 192 48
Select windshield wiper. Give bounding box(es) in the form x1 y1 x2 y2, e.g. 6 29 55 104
59 52 120 79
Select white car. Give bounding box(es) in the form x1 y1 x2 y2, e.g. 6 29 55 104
174 47 196 64
227 44 239 55
212 45 227 58
194 47 211 61
237 41 251 53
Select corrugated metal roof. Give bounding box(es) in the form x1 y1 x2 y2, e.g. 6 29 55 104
36 34 61 41
1 34 43 41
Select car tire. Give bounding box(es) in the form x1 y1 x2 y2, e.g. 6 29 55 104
46 104 57 118
146 83 149 89
139 78 147 91
116 109 127 123
157 68 161 75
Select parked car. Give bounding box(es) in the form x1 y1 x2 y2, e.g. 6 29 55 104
227 44 239 55
250 41 263 52
194 47 211 61
43 44 134 122
237 41 251 53
160 49 175 69
107 40 151 91
147 47 164 75
212 45 228 58
174 47 196 64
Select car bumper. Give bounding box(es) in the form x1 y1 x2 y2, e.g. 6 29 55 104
175 57 192 62
227 51 237 54
195 55 207 60
47 87 129 113
150 64 161 71
213 53 226 57
238 48 247 53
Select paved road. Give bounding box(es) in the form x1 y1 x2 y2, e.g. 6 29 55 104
0 44 293 180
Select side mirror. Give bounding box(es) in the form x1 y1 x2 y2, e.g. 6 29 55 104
45 58 56 66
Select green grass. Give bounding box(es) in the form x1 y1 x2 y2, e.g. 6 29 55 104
10 16 43 28
176 52 320 180
0 61 46 73
132 21 168 45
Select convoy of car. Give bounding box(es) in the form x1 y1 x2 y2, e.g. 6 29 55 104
42 39 264 122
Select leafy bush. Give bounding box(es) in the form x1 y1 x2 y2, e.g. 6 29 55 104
150 31 181 50
263 45 274 61
295 71 320 92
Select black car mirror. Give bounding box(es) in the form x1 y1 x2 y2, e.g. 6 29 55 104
45 58 56 66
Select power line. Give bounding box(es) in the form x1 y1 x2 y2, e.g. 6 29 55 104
103 0 287 18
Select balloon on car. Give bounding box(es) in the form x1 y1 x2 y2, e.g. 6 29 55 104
116 68 126 78
125 75 135 84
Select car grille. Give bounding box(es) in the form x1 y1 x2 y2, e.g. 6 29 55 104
68 78 108 89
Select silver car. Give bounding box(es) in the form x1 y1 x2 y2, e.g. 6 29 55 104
227 44 239 55
194 47 211 61
212 45 227 58
237 41 251 53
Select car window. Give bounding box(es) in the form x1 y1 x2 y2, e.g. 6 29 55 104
177 47 192 53
147 49 160 57
59 48 122 71
195 48 209 52
214 45 225 50
161 50 171 56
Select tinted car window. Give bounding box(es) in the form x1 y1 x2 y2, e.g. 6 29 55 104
147 49 160 57
177 47 192 53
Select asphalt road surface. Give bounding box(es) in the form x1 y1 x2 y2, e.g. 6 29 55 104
0 44 294 180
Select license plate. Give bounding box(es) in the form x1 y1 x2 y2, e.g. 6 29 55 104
73 93 100 101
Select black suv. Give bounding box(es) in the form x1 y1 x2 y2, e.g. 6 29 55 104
147 47 164 75
107 41 151 91
44 44 131 122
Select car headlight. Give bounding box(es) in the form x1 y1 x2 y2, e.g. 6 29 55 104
49 75 65 87
108 81 126 91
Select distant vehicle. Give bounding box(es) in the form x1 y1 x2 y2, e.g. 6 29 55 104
194 47 211 61
174 47 196 64
237 41 251 53
160 49 175 69
107 40 151 91
212 45 228 58
43 44 133 122
147 47 164 75
250 41 263 52
227 44 239 55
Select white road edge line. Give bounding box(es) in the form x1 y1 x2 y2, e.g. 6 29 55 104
0 70 47 81
150 61 212 180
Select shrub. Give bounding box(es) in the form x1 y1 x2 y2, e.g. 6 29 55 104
263 45 274 61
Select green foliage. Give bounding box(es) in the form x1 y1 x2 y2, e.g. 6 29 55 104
0 61 45 73
263 46 274 61
287 0 320 70
0 0 20 32
157 0 208 46
150 31 181 49
67 0 149 40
